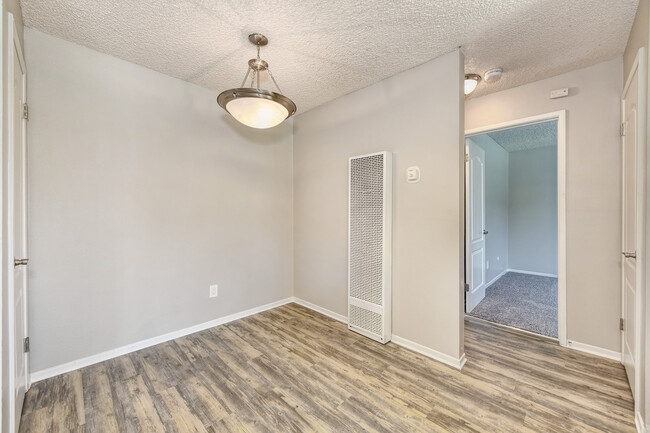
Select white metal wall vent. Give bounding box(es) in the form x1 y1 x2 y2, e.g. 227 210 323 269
348 151 392 343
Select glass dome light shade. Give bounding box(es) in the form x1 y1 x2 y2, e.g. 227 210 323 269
464 74 481 95
218 88 296 129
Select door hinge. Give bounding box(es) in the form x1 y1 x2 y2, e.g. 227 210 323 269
620 318 624 331
464 283 470 292
22 103 29 121
23 337 30 353
465 153 469 162
620 122 626 137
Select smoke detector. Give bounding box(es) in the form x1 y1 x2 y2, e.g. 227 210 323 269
484 68 503 83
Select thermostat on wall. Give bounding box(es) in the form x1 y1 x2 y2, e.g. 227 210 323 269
550 88 569 99
406 166 420 183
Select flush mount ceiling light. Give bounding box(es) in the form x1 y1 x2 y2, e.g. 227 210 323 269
464 74 481 95
218 33 296 129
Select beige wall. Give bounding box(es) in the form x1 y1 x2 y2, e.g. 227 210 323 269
2 0 24 431
624 0 648 80
293 50 465 361
466 57 623 352
25 29 294 372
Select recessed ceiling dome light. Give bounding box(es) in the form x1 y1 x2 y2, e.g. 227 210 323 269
464 74 481 95
218 33 296 129
484 68 503 83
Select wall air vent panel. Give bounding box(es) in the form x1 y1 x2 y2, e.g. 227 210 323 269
348 151 392 343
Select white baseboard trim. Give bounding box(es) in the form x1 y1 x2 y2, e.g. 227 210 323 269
391 335 466 370
30 297 294 383
292 297 466 370
635 410 645 433
566 340 621 362
485 269 508 289
507 268 558 278
290 297 347 323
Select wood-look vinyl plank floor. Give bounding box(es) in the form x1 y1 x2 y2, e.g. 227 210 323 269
19 303 636 432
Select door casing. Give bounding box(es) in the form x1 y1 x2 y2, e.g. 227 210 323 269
465 110 567 346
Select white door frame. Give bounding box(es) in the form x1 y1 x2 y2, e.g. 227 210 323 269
7 12 29 433
465 110 567 346
620 47 646 415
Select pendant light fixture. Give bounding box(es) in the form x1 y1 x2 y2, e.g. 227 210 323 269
218 33 296 129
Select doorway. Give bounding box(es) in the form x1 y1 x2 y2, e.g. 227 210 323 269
465 111 567 345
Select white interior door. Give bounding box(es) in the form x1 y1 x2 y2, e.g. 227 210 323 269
7 13 28 433
620 48 646 402
466 139 486 312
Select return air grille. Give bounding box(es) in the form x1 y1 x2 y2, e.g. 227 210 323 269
349 154 384 305
349 305 383 336
348 151 392 344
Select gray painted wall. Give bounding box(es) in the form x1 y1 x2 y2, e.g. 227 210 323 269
466 57 622 352
25 29 294 372
293 50 465 360
468 135 509 283
508 146 558 275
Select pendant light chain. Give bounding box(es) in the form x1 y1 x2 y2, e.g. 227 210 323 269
267 68 283 94
236 38 284 93
240 67 251 88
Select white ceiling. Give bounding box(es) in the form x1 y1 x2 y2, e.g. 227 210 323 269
487 121 558 152
20 0 639 115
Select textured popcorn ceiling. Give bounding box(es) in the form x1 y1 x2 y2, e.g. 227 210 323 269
487 121 558 152
21 0 638 115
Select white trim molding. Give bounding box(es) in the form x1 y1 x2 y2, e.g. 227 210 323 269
391 335 467 370
33 296 471 384
292 297 467 370
30 297 294 383
566 340 621 362
507 269 559 278
635 410 645 433
290 297 348 323
466 110 567 348
485 269 508 289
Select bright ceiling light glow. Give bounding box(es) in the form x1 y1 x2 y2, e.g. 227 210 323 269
225 94 290 129
464 74 481 95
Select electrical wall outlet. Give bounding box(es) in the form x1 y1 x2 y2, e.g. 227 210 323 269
486 260 490 270
209 284 218 298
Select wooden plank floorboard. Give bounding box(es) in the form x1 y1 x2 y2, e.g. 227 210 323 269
20 303 636 432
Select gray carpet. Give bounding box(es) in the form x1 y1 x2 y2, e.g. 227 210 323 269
469 272 558 338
